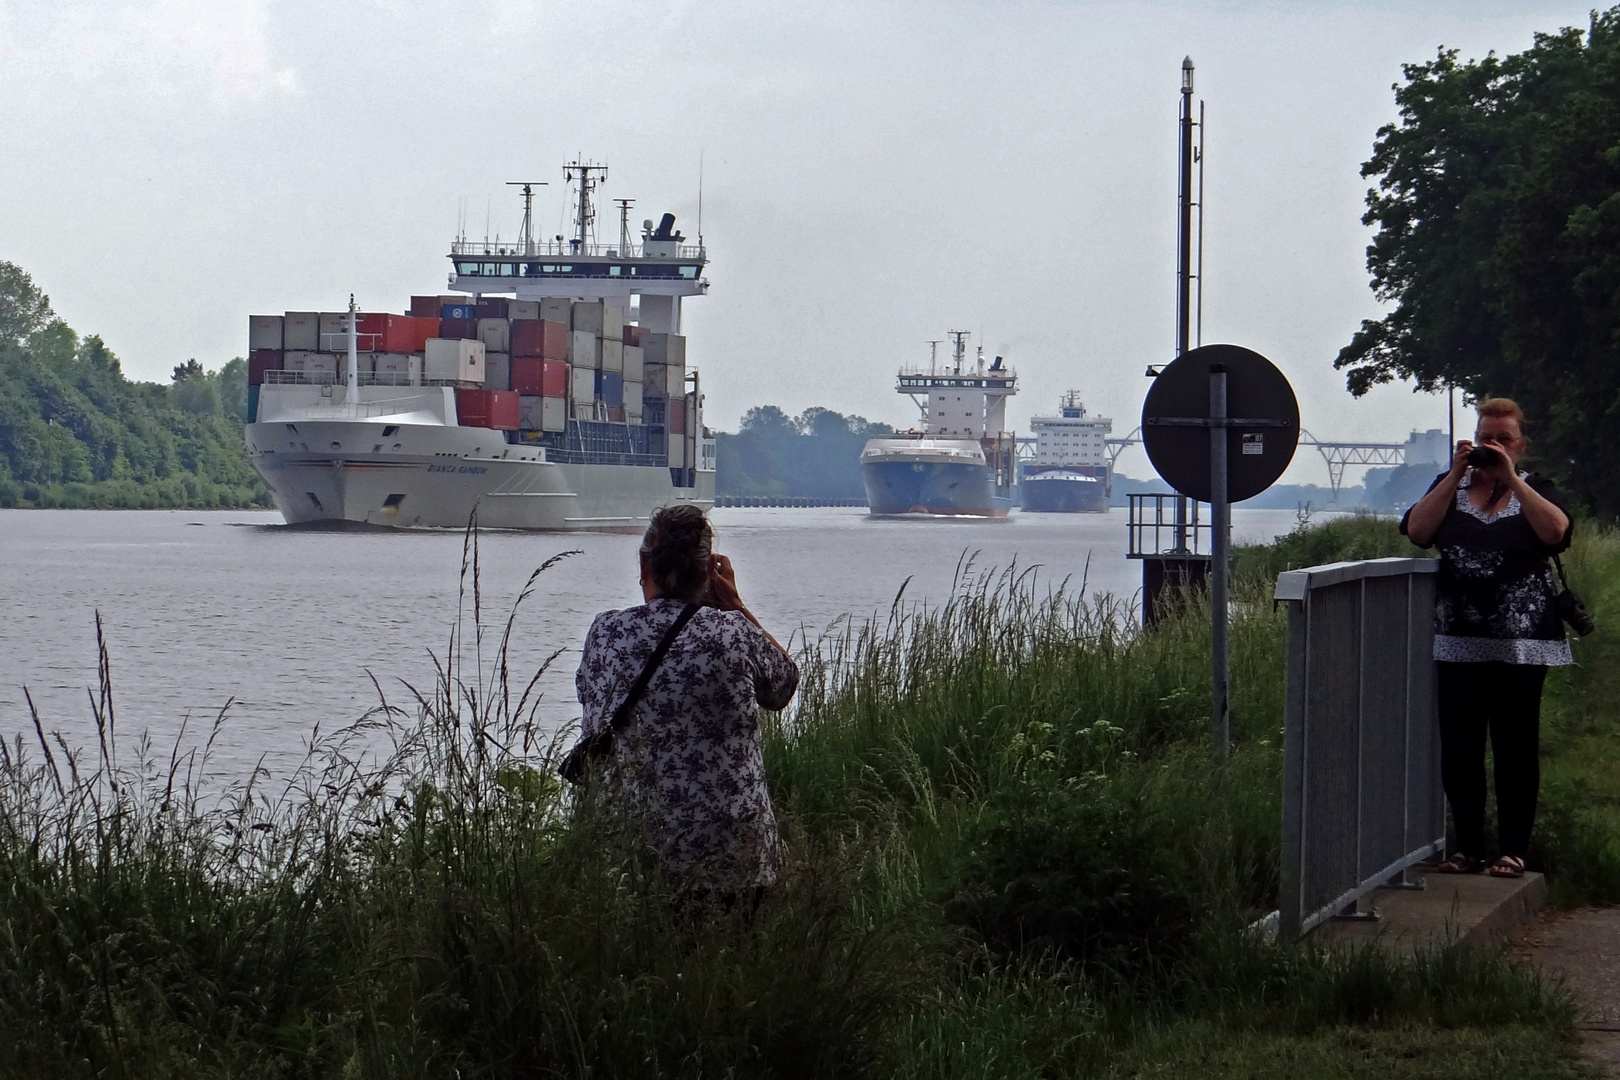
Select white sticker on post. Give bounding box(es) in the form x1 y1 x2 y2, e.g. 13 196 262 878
1242 433 1264 456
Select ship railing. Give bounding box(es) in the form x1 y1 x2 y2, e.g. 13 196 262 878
264 371 423 388
450 239 706 260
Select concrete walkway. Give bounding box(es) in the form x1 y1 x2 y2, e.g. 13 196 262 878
1517 907 1620 1077
1310 869 1547 950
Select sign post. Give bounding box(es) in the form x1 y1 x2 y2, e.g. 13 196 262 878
1141 343 1299 760
1209 364 1229 759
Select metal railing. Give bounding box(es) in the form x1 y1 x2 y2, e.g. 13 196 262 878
450 238 706 260
1125 492 1213 558
1273 558 1443 941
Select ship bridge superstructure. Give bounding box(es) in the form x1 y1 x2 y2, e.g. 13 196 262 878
897 331 1018 440
448 161 706 333
1031 391 1112 467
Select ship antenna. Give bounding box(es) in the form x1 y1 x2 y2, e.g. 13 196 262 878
507 181 548 256
697 149 704 246
614 198 636 254
563 158 607 254
927 339 941 375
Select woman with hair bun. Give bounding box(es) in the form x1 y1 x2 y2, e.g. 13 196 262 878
575 503 798 900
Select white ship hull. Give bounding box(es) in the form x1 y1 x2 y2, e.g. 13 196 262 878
247 386 711 531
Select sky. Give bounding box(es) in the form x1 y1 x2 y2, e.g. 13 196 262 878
0 0 1601 485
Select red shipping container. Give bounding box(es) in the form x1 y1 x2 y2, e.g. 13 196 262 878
623 324 643 346
381 314 439 352
474 297 508 319
248 349 282 386
510 357 569 396
510 357 545 395
510 318 568 360
410 295 440 317
357 313 386 351
668 398 686 434
456 389 520 430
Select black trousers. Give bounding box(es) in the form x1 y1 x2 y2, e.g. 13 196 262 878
1437 660 1548 859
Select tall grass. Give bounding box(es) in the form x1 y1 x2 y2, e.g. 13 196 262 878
0 515 1597 1078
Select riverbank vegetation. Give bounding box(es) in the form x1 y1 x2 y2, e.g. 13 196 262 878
0 262 269 509
1 514 1611 1078
715 405 892 501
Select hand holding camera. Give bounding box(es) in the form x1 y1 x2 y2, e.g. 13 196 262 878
1453 439 1510 476
709 553 744 612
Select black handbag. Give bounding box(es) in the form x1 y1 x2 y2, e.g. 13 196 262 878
559 602 700 785
1552 555 1596 637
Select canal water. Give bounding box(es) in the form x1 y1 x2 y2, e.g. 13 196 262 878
0 506 1319 778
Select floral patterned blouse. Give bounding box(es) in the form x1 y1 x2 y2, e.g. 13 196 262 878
1400 469 1574 665
576 597 799 888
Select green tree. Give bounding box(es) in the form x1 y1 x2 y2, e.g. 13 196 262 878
1335 10 1620 515
171 358 221 416
0 262 55 346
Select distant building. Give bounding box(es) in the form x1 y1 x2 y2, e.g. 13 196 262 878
1404 428 1448 467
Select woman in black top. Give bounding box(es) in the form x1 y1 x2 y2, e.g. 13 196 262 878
1401 398 1572 878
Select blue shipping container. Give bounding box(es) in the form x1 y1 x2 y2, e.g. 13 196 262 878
441 303 476 320
597 370 624 408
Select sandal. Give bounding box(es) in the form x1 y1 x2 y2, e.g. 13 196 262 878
1436 852 1481 874
1489 855 1526 878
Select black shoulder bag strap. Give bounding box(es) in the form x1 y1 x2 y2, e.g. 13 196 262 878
559 602 701 784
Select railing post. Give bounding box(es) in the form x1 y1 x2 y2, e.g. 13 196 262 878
1279 591 1308 942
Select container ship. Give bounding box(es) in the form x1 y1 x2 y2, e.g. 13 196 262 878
243 162 714 531
860 332 1018 517
1018 392 1113 513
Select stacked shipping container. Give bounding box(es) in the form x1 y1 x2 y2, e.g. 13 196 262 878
247 299 688 445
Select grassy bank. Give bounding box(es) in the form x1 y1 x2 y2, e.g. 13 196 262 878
0 516 1611 1078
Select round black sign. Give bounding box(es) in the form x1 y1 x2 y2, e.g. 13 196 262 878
1140 343 1299 503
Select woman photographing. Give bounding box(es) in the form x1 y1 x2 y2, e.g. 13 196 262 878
574 504 798 904
1401 398 1573 879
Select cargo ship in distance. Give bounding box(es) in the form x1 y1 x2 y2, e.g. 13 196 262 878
243 161 714 531
860 332 1018 517
1018 392 1113 513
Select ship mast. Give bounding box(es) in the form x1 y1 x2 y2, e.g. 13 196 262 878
345 293 359 414
506 181 547 255
564 160 607 253
614 198 636 254
947 330 970 375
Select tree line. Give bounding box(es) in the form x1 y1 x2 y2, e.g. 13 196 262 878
715 405 892 500
0 262 268 509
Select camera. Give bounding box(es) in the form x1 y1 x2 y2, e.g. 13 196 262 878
1466 446 1497 468
1557 588 1596 636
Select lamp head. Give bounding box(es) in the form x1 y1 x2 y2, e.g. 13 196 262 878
1182 56 1195 93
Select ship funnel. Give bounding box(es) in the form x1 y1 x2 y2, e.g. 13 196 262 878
653 213 679 241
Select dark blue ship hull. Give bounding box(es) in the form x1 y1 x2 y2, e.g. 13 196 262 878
1019 469 1109 513
862 459 1013 516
